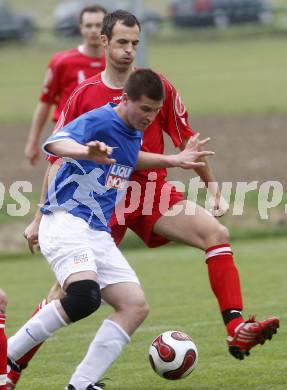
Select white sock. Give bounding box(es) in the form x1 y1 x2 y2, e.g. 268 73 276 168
70 319 130 389
8 300 67 361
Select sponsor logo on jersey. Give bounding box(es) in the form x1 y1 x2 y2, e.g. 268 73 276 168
106 164 133 189
113 95 122 102
175 93 186 116
78 70 86 84
91 62 102 68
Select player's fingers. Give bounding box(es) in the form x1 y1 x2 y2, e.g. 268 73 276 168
94 141 112 154
193 161 205 167
183 161 205 169
197 150 215 157
106 158 116 164
212 209 225 218
31 156 38 166
106 146 113 155
198 137 211 146
87 141 111 155
186 133 200 147
28 240 35 254
30 150 40 166
87 140 102 149
191 133 200 142
98 142 109 152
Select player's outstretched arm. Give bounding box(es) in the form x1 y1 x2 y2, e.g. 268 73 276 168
24 102 52 166
46 139 116 165
136 133 214 170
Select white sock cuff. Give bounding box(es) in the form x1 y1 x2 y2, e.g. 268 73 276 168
51 300 68 327
104 319 131 343
0 374 7 386
205 245 232 260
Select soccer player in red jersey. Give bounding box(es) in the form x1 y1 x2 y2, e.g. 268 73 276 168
9 9 279 390
24 5 107 166
0 289 7 390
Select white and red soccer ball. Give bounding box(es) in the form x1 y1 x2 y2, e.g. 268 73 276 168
149 330 198 380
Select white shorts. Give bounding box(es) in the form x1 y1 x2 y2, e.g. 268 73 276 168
39 211 140 289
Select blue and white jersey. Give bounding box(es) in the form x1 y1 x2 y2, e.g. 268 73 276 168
42 103 143 232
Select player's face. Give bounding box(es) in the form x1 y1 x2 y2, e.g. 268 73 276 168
102 21 140 70
80 11 105 47
123 94 163 131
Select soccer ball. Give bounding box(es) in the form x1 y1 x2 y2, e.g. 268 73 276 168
148 330 198 380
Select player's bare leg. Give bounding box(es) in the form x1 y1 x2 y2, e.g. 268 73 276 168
7 282 64 389
0 288 8 390
153 200 230 249
67 282 149 389
102 282 149 336
153 200 279 359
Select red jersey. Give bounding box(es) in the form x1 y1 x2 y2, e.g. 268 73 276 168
49 72 195 180
39 47 106 122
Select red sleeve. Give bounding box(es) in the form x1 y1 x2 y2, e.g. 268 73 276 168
39 53 62 105
160 76 196 148
45 83 87 163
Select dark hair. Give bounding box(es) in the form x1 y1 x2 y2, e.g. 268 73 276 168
79 5 107 24
101 10 141 41
124 69 164 102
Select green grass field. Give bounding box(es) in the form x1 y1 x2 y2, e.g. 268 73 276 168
1 33 287 122
1 237 286 389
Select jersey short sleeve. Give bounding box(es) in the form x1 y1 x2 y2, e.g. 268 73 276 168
44 80 92 164
160 76 196 148
43 113 97 157
39 52 63 105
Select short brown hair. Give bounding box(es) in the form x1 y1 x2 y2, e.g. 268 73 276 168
101 10 141 41
124 69 164 102
79 5 107 24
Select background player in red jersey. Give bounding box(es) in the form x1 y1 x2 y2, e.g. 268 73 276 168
24 5 107 166
0 288 7 390
12 9 279 390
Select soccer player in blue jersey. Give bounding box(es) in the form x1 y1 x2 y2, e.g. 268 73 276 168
7 69 212 390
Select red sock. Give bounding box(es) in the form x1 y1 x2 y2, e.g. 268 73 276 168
0 314 7 390
15 299 47 368
206 244 244 335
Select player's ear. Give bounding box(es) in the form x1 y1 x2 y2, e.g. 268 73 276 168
121 93 129 104
79 22 84 36
101 34 108 48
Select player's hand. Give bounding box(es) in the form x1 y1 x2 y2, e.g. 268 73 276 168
207 194 229 217
25 142 40 166
86 141 116 165
23 217 41 253
173 133 214 169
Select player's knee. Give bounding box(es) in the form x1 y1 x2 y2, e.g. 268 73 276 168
0 288 8 313
216 224 230 243
124 296 149 323
137 300 150 322
60 280 101 322
206 222 230 247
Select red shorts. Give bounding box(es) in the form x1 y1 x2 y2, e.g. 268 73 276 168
109 176 184 248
